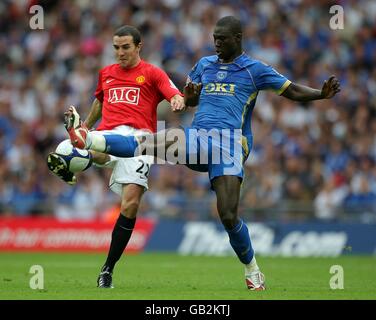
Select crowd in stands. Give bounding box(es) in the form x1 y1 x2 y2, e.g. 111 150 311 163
0 0 375 223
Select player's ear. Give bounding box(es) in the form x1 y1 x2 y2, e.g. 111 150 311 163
137 41 143 52
235 33 242 43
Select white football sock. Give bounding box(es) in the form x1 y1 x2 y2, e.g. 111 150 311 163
245 257 259 274
86 132 106 152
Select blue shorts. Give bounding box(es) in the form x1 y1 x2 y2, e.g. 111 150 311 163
183 127 252 182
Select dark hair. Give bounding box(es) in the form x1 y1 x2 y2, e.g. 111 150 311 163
113 25 141 45
216 16 242 35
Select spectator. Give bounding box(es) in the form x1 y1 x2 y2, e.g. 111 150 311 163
314 177 349 222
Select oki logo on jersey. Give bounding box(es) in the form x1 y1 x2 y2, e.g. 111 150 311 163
204 83 236 95
108 87 140 105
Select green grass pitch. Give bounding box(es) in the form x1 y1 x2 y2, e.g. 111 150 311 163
0 252 375 300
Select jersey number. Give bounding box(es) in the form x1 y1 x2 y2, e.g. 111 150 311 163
136 159 150 178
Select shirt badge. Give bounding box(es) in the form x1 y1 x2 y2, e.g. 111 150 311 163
216 71 227 81
136 75 145 84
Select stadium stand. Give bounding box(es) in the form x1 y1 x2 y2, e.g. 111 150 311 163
0 0 375 224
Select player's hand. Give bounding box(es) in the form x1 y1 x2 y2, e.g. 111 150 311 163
170 94 186 112
184 82 202 98
184 82 202 106
321 75 340 99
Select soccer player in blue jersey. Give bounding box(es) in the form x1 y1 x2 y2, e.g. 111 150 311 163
65 16 340 290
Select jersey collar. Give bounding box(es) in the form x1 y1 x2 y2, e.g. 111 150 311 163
217 52 246 64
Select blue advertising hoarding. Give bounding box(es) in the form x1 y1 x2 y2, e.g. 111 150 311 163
145 221 376 257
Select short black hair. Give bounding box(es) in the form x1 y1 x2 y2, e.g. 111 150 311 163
113 25 141 45
216 16 242 34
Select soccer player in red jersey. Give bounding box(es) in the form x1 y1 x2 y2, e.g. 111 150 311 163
47 25 184 288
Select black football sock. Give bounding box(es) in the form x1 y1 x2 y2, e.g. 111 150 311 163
102 214 136 273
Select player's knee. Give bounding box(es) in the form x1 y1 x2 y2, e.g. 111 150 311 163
120 199 140 218
219 211 238 230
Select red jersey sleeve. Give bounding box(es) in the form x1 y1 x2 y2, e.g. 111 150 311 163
152 67 183 101
95 69 104 102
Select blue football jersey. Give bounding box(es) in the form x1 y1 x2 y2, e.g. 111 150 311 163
187 53 291 138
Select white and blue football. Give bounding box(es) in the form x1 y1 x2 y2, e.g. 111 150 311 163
55 139 92 172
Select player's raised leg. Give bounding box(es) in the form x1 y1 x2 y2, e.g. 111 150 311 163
212 176 265 291
65 105 146 157
64 106 185 160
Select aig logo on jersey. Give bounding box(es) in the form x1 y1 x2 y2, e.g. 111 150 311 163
108 87 140 105
204 82 236 95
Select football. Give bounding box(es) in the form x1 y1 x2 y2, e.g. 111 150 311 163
55 139 92 172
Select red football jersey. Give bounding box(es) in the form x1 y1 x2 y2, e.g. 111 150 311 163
95 60 182 132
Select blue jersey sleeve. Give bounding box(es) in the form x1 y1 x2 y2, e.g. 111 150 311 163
187 59 205 84
253 61 291 95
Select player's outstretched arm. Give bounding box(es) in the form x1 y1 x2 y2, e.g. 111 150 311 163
184 82 202 107
83 98 103 129
281 75 340 101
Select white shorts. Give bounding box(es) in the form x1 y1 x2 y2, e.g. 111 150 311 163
92 125 154 196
